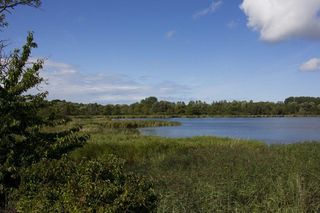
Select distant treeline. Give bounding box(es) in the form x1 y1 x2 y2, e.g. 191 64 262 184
45 96 320 117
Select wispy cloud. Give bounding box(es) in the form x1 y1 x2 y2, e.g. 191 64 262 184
227 20 238 29
43 60 77 75
33 59 191 104
165 30 177 40
193 0 222 19
300 58 320 72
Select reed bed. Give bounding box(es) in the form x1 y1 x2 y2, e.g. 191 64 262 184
69 116 320 212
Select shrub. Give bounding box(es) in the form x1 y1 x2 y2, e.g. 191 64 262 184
12 155 158 212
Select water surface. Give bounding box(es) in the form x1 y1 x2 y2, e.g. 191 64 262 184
139 117 320 144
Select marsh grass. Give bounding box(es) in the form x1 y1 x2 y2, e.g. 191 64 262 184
68 116 320 212
70 116 180 129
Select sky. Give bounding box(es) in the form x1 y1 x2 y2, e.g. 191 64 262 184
2 0 320 104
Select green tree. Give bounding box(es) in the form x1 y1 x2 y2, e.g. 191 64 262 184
0 33 88 209
140 97 158 114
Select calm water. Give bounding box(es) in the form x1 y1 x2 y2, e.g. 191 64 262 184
139 117 320 144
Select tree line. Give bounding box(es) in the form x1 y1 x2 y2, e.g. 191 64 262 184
46 96 320 117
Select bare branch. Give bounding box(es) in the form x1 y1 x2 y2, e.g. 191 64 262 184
0 0 41 28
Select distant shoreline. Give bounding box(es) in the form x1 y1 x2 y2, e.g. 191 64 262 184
104 114 320 119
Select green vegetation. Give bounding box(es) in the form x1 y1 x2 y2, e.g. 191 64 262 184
65 117 320 212
0 33 89 209
5 115 320 212
47 96 320 117
71 116 180 129
11 155 157 212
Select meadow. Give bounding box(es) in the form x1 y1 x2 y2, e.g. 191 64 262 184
65 116 320 212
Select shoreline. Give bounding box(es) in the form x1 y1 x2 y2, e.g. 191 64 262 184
106 114 320 119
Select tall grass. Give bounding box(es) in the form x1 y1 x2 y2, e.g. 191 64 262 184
69 116 320 212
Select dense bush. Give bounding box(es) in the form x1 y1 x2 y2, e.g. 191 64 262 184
11 155 158 212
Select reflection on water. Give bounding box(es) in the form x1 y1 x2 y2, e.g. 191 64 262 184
139 117 320 144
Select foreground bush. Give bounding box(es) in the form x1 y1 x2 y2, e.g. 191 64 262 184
11 155 158 212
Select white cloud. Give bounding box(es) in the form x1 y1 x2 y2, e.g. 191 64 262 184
300 58 320 72
165 30 176 40
193 0 222 19
240 0 320 42
34 60 191 104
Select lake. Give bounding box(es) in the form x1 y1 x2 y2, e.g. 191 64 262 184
139 117 320 144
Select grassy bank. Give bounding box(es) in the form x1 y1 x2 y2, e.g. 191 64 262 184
69 117 320 212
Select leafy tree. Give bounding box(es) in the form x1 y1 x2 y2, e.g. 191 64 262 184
0 33 88 209
140 97 158 114
141 97 158 106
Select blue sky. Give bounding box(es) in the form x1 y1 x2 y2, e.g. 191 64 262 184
3 0 320 104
